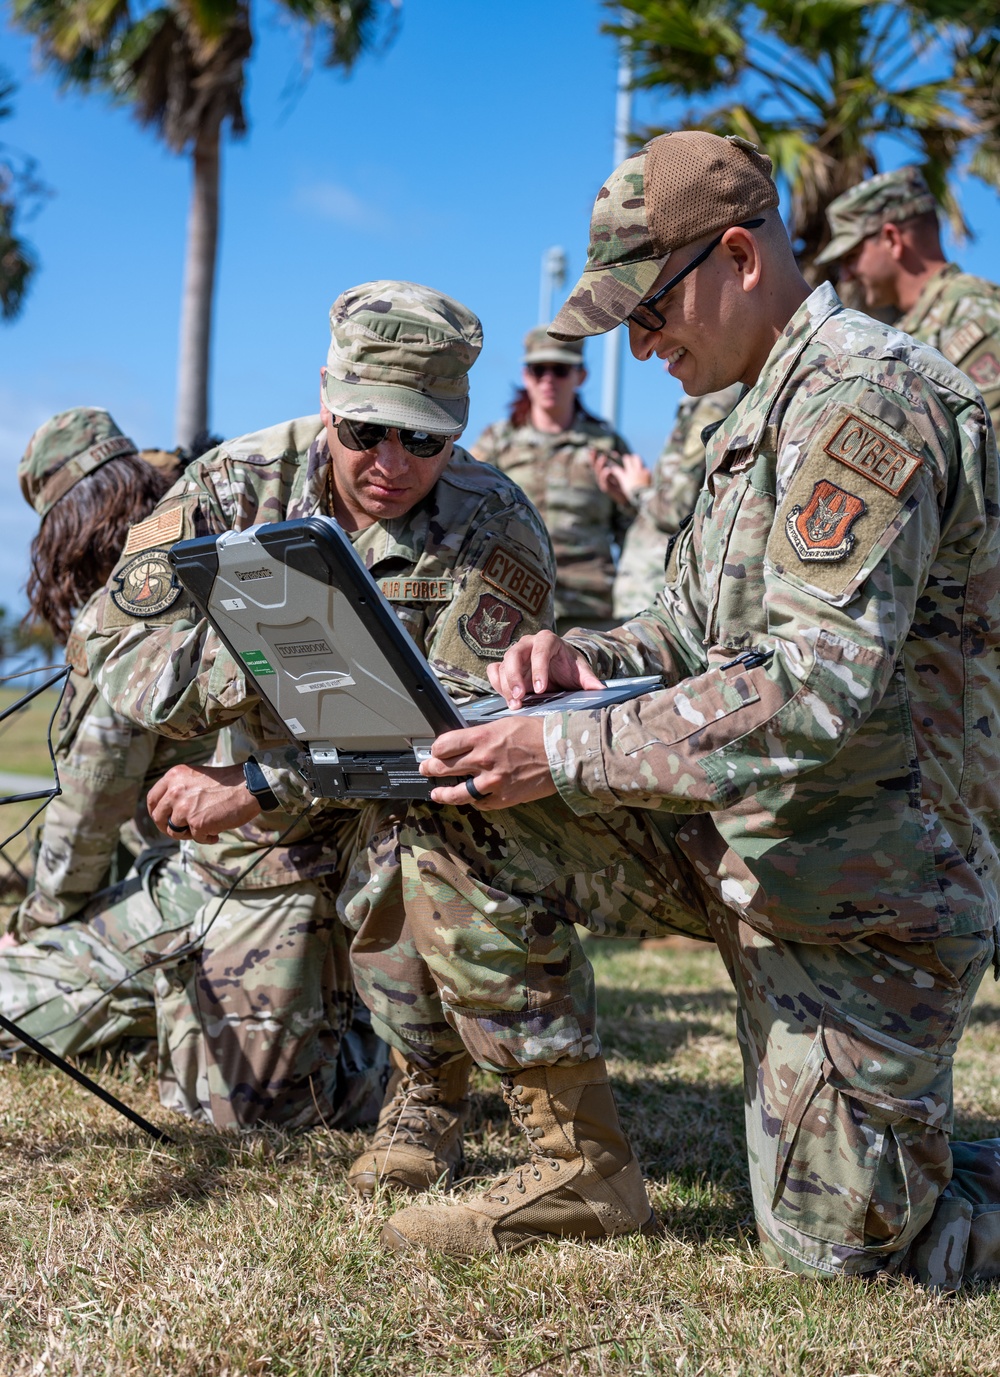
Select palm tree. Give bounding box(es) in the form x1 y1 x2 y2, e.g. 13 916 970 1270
12 0 400 446
604 1 973 278
0 68 45 321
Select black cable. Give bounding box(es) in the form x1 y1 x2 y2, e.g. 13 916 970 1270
0 669 67 832
0 1011 173 1143
0 654 316 1137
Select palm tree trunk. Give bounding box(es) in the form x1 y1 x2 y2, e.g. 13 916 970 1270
175 115 222 449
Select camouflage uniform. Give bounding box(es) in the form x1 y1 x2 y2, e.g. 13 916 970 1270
2 406 213 1047
613 385 742 618
473 411 633 629
10 593 213 940
819 167 1000 432
84 349 555 1127
896 263 1000 432
383 279 1000 1285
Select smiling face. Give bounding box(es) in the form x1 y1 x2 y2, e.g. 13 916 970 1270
626 227 767 394
320 380 454 531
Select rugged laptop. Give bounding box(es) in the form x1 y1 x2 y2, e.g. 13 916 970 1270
168 517 661 800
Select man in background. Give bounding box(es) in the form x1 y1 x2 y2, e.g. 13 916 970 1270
818 165 1000 429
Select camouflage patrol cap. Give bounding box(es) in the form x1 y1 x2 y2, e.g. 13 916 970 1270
815 166 938 266
323 280 483 435
550 131 779 340
522 326 585 368
19 408 138 520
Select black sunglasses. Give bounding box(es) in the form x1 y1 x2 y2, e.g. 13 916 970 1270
527 362 576 379
335 417 450 458
628 218 766 332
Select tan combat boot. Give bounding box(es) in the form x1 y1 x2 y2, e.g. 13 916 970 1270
381 1057 658 1254
347 1048 471 1196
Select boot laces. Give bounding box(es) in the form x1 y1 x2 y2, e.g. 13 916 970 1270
487 1079 561 1205
371 1069 451 1151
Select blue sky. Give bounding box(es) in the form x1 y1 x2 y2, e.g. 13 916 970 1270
2 0 1000 614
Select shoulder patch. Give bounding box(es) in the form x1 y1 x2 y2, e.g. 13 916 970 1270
110 548 183 619
785 480 866 561
122 507 185 556
823 411 922 496
967 350 1000 390
457 593 523 660
481 542 551 616
378 576 454 603
943 319 987 365
766 405 928 602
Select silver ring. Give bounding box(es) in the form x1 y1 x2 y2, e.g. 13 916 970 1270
465 778 489 802
166 817 189 834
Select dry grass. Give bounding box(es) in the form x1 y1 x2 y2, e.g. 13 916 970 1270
1 940 999 1376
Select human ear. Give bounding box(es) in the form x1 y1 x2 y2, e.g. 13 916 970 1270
722 226 763 292
882 223 905 261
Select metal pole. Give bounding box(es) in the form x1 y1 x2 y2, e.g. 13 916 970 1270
601 32 633 428
539 246 567 325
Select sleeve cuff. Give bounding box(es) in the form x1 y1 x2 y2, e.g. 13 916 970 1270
543 710 612 816
256 748 318 813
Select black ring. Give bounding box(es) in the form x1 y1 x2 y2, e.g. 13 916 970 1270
166 817 190 834
465 778 489 802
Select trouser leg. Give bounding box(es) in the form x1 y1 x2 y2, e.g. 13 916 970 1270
397 797 711 1073
0 852 189 1058
714 915 1000 1287
156 856 356 1130
340 805 468 1070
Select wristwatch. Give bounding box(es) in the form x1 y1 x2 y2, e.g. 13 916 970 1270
243 756 280 812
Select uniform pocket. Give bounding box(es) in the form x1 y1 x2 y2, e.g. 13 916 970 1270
612 674 761 755
772 1008 953 1252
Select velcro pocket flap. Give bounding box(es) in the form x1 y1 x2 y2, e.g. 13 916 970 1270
612 672 760 755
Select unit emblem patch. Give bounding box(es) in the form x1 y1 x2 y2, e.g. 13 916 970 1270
110 548 183 618
968 351 1000 389
786 480 867 562
457 593 523 659
824 412 922 495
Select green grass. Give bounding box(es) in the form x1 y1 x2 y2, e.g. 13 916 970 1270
2 939 999 1375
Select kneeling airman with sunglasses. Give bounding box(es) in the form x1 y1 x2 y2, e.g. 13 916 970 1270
81 281 556 1142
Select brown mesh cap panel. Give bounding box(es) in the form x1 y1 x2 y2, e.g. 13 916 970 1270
644 132 779 254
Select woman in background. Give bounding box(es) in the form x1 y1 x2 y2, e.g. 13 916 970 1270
472 326 638 634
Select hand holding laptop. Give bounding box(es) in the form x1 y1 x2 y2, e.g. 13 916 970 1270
420 630 598 810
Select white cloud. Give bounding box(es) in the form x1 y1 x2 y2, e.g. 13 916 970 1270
294 180 389 232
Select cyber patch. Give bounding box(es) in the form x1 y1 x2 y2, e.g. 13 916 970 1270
785 480 866 562
122 506 185 556
968 351 1000 389
481 544 551 616
457 593 523 660
110 547 183 618
824 412 922 496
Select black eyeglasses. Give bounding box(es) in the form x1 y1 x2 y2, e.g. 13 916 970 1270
628 218 766 332
527 362 576 379
335 417 450 458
